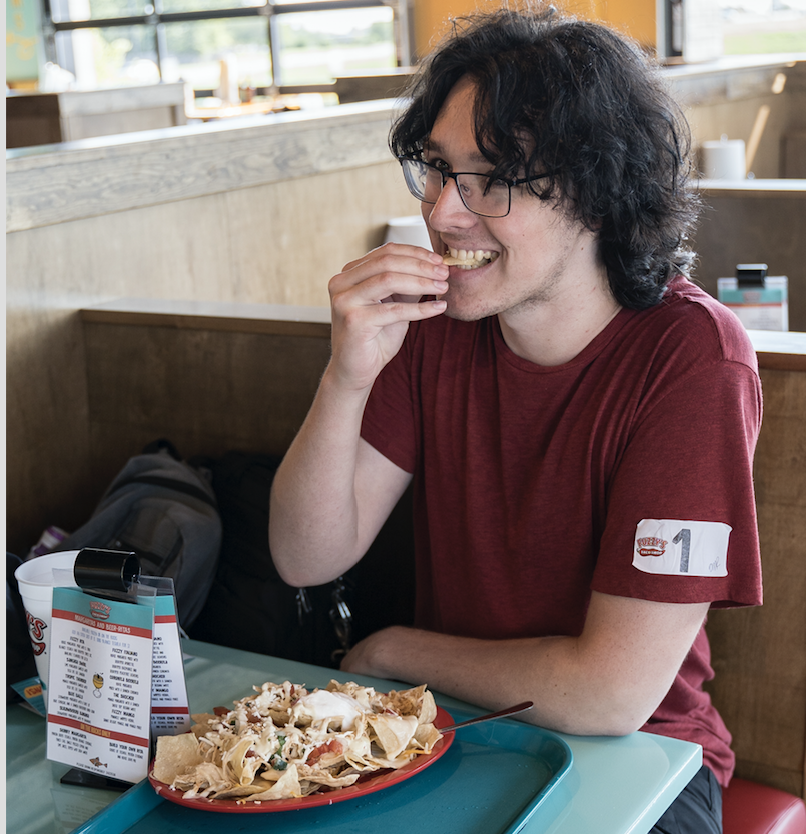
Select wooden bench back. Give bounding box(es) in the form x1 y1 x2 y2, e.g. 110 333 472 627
705 357 806 799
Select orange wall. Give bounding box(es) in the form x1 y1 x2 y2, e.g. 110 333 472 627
412 0 658 59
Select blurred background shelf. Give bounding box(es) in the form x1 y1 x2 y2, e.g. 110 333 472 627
6 83 188 149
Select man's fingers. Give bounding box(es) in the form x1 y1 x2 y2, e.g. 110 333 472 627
341 241 443 274
332 246 448 299
337 295 447 329
331 268 449 310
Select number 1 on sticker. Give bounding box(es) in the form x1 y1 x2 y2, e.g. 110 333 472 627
673 528 691 573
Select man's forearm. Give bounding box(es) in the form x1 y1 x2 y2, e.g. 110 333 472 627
341 626 640 736
340 593 710 737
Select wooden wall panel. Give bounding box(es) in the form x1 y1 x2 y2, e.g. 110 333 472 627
81 321 332 506
222 162 413 306
5 162 413 310
705 366 806 797
5 307 97 554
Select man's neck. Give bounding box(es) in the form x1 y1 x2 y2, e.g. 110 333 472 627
497 281 622 367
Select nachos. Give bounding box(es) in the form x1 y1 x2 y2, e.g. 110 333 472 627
152 680 442 803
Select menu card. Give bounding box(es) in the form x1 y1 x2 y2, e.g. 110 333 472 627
47 587 154 783
45 585 190 784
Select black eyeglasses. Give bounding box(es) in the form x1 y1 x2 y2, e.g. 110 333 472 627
398 156 554 218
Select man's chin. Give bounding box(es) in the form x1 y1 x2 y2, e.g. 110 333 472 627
442 294 496 323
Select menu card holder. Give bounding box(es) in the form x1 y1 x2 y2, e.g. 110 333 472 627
45 548 190 787
717 263 789 332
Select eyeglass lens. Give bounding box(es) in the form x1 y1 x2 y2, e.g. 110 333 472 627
403 159 510 218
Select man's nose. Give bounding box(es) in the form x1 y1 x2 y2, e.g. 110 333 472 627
427 177 476 230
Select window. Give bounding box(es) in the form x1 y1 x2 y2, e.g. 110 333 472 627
40 0 410 93
719 0 806 55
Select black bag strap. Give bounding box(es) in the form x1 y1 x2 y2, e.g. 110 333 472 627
109 475 217 510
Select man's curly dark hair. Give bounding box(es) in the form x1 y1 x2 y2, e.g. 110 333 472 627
389 5 700 310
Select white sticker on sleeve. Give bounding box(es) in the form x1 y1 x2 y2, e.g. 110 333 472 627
632 519 731 577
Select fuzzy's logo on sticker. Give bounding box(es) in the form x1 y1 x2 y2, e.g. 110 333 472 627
636 536 668 557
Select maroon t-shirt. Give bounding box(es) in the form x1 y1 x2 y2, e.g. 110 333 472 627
361 277 763 786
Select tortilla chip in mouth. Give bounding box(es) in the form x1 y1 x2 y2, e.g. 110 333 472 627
442 248 498 269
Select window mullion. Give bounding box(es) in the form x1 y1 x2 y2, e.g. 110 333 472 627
264 6 279 92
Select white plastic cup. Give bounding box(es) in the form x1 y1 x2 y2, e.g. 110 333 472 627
15 550 81 707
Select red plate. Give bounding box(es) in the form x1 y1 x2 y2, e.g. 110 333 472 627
148 705 454 813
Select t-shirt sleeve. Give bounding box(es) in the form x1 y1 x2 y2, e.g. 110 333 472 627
592 358 763 608
360 332 420 474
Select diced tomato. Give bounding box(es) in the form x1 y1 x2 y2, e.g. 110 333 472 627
307 739 344 765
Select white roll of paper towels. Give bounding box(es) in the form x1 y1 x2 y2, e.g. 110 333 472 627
700 136 747 180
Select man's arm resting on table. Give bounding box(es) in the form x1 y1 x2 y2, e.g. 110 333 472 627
341 591 710 737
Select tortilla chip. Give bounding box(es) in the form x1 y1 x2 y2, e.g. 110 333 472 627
269 708 290 726
256 768 284 783
152 733 203 784
384 685 438 725
246 764 302 801
297 764 362 788
162 680 440 803
177 762 231 797
326 680 377 711
413 722 442 751
367 714 419 760
226 736 260 785
418 690 438 725
343 728 378 771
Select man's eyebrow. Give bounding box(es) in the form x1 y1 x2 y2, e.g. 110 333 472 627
423 139 491 166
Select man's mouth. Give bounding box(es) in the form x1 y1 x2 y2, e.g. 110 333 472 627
442 247 499 270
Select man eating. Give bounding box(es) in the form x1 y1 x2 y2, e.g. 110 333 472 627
269 7 763 832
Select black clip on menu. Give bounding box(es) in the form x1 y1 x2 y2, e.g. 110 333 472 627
736 263 768 289
73 547 141 604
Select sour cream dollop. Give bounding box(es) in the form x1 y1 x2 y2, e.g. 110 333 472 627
295 690 366 731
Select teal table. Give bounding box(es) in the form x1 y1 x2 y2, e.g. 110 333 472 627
6 639 701 834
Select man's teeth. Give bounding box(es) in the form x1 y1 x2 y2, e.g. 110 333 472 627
442 248 499 269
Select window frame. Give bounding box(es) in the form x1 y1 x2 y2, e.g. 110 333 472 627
39 0 413 92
